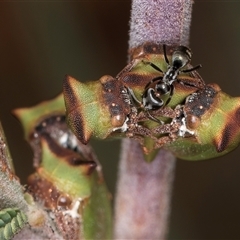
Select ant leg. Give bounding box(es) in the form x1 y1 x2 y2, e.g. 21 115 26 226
182 64 202 73
151 76 163 82
142 60 163 73
146 110 164 124
190 70 205 87
116 58 142 79
144 76 163 89
178 80 202 90
143 106 179 121
164 84 174 106
126 87 141 106
137 105 179 123
163 44 169 65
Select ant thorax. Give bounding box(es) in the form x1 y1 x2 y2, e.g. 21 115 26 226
163 67 179 84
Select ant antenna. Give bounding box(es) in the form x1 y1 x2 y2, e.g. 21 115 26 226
142 60 163 73
163 44 169 65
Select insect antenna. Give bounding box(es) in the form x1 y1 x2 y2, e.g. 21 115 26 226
142 60 163 73
163 44 169 65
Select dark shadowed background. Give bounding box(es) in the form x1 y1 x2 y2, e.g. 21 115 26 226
1 1 240 239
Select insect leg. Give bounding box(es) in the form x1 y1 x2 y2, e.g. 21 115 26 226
137 106 180 122
144 76 163 89
126 87 141 105
116 58 142 79
145 110 164 124
164 84 174 106
182 64 202 73
163 44 169 65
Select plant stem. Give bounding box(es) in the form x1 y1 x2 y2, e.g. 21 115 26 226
114 0 193 239
114 139 175 239
0 122 28 211
129 0 192 48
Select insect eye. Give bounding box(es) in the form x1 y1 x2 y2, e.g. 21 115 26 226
57 194 72 208
111 113 126 127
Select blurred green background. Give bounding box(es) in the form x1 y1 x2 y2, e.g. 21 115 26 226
1 1 240 239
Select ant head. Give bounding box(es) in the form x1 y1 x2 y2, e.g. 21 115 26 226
171 46 192 69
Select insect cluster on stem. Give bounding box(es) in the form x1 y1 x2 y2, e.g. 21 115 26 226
14 96 112 239
63 43 240 161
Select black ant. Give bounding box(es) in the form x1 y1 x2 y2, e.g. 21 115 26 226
136 45 202 123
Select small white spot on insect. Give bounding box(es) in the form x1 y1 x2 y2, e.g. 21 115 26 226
57 194 72 209
42 122 47 127
186 92 197 103
115 115 121 121
59 133 68 146
49 211 55 220
112 117 129 132
33 132 39 138
63 199 81 219
68 135 78 149
177 117 195 137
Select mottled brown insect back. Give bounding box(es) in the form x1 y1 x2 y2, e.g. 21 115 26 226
63 75 93 144
212 94 240 153
15 93 112 239
166 83 240 160
27 136 87 240
28 171 71 211
100 75 131 129
63 75 132 145
61 42 240 161
183 85 218 130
